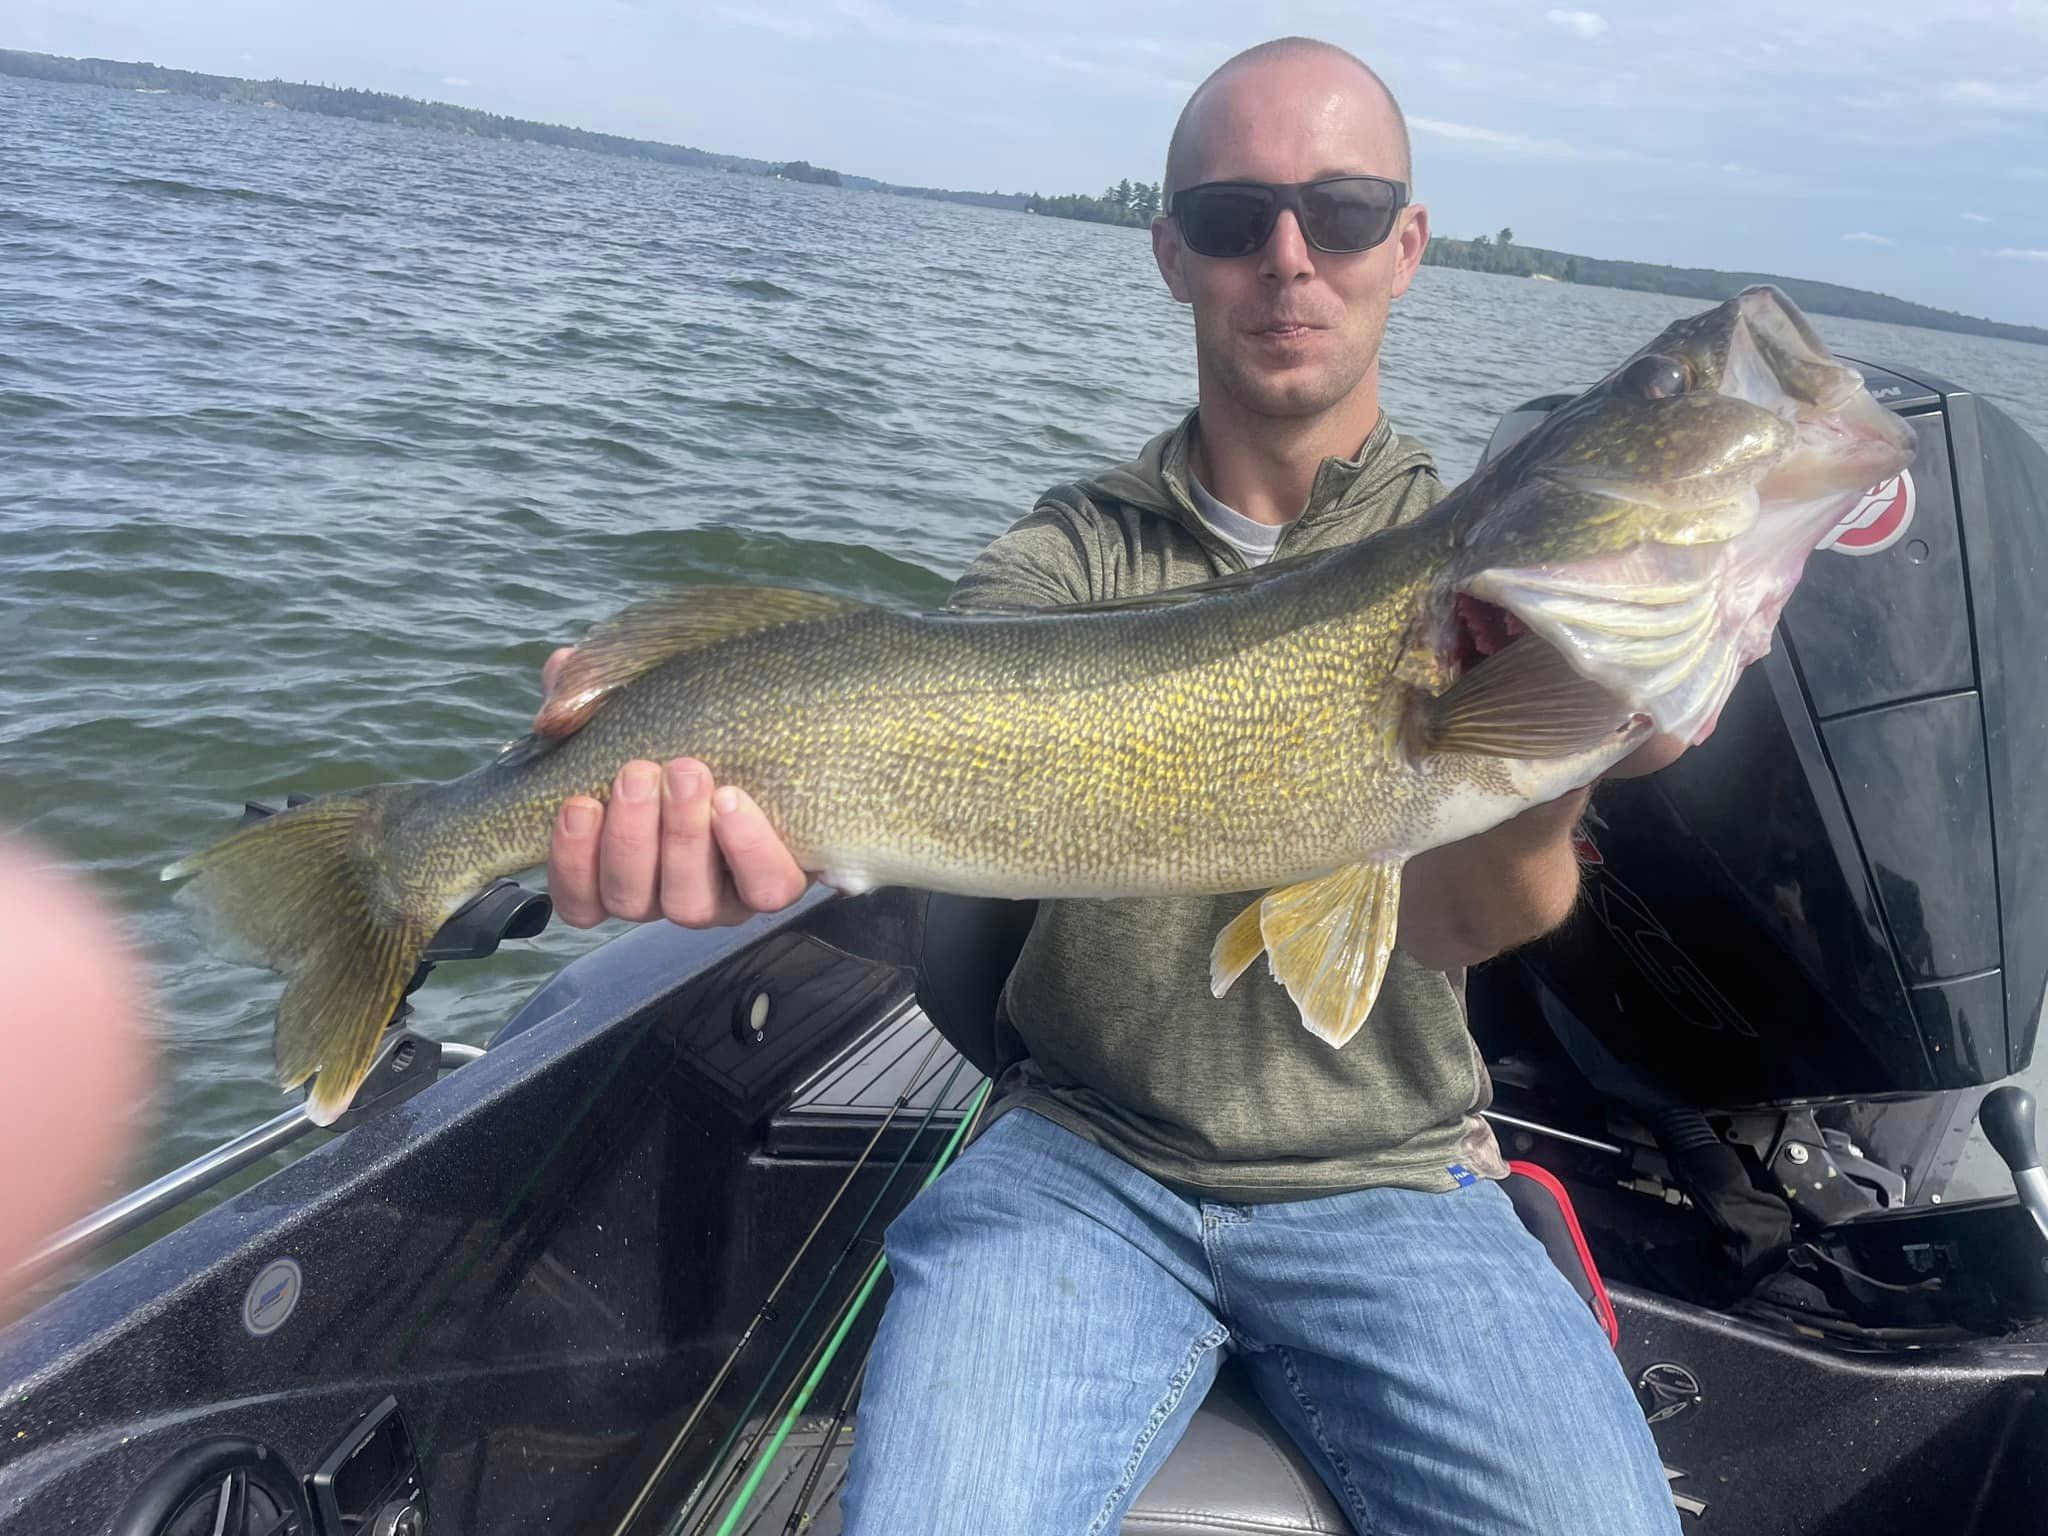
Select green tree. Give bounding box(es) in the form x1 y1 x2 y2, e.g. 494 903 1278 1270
1497 226 1515 248
1115 178 1134 211
776 160 841 186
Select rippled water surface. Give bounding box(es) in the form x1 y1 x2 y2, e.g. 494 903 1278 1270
6 73 2048 1246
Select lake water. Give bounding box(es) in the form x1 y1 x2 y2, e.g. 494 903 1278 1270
6 71 2048 1255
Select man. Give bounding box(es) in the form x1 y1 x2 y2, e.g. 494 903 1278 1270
547 37 1682 1535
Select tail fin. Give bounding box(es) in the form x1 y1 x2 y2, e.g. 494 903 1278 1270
162 786 433 1126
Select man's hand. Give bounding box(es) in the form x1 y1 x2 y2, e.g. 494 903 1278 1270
1396 730 1688 970
540 648 813 930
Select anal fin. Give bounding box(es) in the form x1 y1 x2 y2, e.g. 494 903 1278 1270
1210 897 1266 997
1207 858 1404 1048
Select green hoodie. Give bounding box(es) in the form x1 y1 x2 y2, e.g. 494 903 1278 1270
950 410 1508 1202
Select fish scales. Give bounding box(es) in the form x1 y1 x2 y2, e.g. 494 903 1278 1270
405 527 1452 900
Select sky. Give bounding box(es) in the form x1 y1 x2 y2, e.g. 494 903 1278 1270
15 0 2048 326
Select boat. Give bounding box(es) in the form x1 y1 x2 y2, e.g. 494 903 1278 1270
5 356 2048 1534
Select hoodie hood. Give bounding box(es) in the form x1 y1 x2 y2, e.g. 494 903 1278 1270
1074 409 1441 551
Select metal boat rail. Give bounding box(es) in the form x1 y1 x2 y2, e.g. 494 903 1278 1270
14 1041 486 1286
8 864 556 1288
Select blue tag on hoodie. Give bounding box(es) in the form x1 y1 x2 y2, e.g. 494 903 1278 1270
1447 1164 1478 1187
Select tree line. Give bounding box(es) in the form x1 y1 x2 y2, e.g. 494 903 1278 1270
1024 179 1162 229
9 47 2041 346
0 47 768 174
1422 228 1579 282
1425 229 2047 347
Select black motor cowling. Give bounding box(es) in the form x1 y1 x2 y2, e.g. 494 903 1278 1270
1491 360 2048 1105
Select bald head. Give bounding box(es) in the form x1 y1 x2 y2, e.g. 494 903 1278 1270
1164 37 1412 201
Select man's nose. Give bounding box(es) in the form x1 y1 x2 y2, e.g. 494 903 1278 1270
1257 208 1315 281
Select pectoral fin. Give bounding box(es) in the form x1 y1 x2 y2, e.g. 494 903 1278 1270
1417 637 1633 759
1207 858 1404 1048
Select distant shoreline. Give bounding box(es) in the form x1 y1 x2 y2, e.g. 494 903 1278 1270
7 46 2043 348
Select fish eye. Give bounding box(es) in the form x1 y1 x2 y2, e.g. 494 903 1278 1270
1620 352 1693 401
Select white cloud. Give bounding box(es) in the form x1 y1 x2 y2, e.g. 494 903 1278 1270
1940 78 2048 111
441 75 471 87
1842 230 1894 244
1547 9 1609 39
1409 116 1637 164
705 4 838 42
1961 211 1994 223
1996 247 2048 262
706 0 1195 92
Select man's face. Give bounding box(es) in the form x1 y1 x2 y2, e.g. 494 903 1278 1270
1152 55 1428 424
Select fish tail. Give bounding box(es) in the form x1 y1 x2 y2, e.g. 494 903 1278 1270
161 784 437 1126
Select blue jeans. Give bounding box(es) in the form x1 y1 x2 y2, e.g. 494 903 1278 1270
841 1108 1678 1536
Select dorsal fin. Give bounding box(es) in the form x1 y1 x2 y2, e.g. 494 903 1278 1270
535 585 862 738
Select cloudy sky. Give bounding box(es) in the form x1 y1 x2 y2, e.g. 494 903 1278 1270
15 0 2048 325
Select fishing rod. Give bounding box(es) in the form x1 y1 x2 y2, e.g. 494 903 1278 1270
666 1052 979 1536
609 1022 952 1536
687 1251 876 1536
781 1353 867 1533
774 1079 997 1534
677 1054 975 1536
707 1079 993 1536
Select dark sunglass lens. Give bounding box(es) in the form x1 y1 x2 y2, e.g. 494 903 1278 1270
1180 187 1274 257
1300 181 1399 252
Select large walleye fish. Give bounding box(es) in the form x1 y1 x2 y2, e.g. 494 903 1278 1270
165 286 1911 1124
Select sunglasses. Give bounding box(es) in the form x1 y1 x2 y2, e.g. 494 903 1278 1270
1167 176 1409 259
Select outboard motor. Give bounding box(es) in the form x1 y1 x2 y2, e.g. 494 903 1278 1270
1485 360 2048 1216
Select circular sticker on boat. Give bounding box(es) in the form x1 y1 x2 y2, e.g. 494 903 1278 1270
1820 471 1916 556
242 1257 302 1337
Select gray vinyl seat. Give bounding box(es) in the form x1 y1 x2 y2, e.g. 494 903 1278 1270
1123 1362 1349 1533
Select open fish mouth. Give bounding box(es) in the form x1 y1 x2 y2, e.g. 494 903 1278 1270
1445 286 1915 747
1451 592 1528 674
1718 286 1915 501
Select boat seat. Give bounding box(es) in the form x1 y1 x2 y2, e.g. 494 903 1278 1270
910 893 1623 1534
1123 1359 1349 1533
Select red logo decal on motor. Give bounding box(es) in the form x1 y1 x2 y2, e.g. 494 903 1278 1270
1820 471 1916 556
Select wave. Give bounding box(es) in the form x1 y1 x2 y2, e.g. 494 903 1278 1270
119 174 269 202
580 435 667 470
0 389 71 421
115 176 361 217
707 399 852 434
727 277 799 301
582 524 954 608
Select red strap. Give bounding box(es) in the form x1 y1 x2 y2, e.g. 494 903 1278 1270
1508 1160 1620 1348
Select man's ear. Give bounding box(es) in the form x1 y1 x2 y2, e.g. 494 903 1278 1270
1388 203 1429 300
1152 216 1192 304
